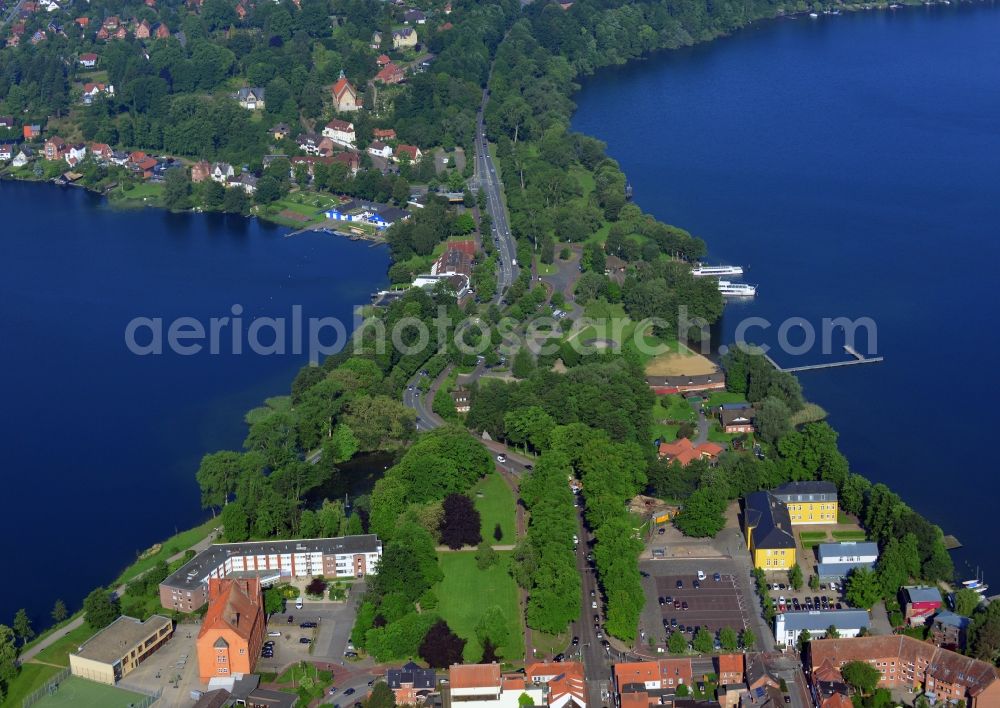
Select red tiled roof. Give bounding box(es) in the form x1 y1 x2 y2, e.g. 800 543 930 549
449 663 501 689
657 437 723 465
716 653 744 677
198 578 263 642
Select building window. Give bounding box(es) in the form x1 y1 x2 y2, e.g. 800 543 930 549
240 649 246 655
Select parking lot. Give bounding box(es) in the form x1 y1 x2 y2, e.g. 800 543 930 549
640 558 753 650
764 579 848 615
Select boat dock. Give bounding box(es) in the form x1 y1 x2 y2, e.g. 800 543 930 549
764 345 884 373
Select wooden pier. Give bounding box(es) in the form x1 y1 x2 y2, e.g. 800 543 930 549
764 345 884 373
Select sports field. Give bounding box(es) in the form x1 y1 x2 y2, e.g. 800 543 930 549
30 676 149 708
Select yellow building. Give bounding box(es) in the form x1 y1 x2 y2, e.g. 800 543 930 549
69 615 173 685
744 491 796 570
771 481 839 525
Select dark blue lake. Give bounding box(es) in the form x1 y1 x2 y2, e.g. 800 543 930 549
574 5 1000 581
0 181 389 623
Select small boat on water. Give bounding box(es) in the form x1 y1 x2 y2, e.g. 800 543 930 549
963 569 989 594
692 264 744 278
809 11 819 17
718 280 757 298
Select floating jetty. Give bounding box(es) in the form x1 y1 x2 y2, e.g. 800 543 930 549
764 345 884 373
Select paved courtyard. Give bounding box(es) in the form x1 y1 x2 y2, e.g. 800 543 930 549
118 621 200 708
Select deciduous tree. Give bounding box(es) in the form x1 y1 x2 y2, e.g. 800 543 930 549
841 660 881 695
419 619 466 668
440 494 482 549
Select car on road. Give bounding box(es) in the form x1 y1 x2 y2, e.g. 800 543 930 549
593 614 600 624
591 600 597 609
553 654 565 662
287 616 294 623
595 630 603 639
344 688 356 696
263 641 275 647
344 651 358 658
658 527 666 535
601 639 610 647
571 636 579 646
496 454 506 463
299 637 312 644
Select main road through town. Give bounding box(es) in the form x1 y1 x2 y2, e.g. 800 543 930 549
474 85 519 302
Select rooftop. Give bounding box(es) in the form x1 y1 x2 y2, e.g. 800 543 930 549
778 609 870 632
744 491 795 549
73 614 171 664
449 663 501 689
903 586 942 604
771 480 838 502
817 542 879 560
161 535 381 590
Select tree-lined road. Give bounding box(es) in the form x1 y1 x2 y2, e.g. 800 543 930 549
475 88 518 302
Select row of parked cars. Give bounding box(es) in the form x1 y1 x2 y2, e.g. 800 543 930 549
773 594 842 613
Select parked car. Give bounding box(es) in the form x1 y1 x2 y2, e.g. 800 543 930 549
344 651 358 658
697 570 706 581
287 616 294 623
681 601 689 610
267 631 282 637
658 527 666 535
344 688 355 696
658 597 665 606
676 580 684 589
670 618 677 627
713 573 721 582
553 654 565 662
300 621 318 628
299 638 312 644
673 600 681 609
693 580 701 589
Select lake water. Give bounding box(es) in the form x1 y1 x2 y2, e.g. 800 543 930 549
0 181 389 623
574 4 1000 581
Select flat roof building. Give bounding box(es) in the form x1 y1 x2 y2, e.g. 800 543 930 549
816 542 879 581
69 614 173 685
159 535 381 612
775 609 870 646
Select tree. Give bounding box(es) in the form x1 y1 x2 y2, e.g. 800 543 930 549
476 541 499 570
841 660 881 695
419 619 466 668
674 486 726 538
844 567 882 610
719 626 738 652
788 564 803 591
366 682 396 708
826 625 841 639
954 587 982 617
668 630 688 654
440 494 482 549
0 625 17 691
12 609 33 645
255 175 281 204
83 588 121 630
196 450 245 510
755 397 791 444
222 185 249 213
809 574 820 591
475 605 510 655
518 693 534 708
692 627 714 653
51 599 68 623
512 347 535 378
675 684 689 698
740 628 756 650
163 167 192 210
796 629 812 652
493 523 503 543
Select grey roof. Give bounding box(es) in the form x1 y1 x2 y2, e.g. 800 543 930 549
376 206 410 222
193 689 230 708
720 402 751 410
720 408 754 426
247 688 298 708
778 609 870 632
771 480 838 503
817 542 879 561
234 87 265 101
73 615 172 664
934 611 970 630
816 561 875 578
388 661 436 689
904 586 942 604
744 491 795 549
161 535 381 591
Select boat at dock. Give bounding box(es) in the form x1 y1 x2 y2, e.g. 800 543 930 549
692 264 744 278
963 569 989 594
718 280 757 298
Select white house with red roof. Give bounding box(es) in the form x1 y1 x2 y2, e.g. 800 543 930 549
322 119 356 148
78 52 98 67
331 73 360 112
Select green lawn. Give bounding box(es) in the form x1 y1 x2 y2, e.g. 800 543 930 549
837 511 853 525
707 422 739 443
29 676 148 708
2 663 64 707
831 530 867 541
114 182 164 204
34 623 98 667
113 517 216 585
653 395 697 424
435 552 523 662
703 391 750 408
652 423 680 444
472 473 517 544
532 630 570 658
799 531 828 541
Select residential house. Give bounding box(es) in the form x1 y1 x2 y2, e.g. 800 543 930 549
78 52 98 67
44 136 66 161
815 542 878 582
657 438 723 466
743 490 796 570
135 19 151 38
614 659 694 707
395 143 422 162
74 16 89 28
373 128 397 141
133 156 158 179
716 684 746 708
524 661 586 708
902 585 942 626
191 161 212 183
65 143 87 166
447 663 543 708
431 243 475 277
0 143 14 161
333 150 360 174
89 143 113 161
110 150 130 166
376 53 391 66
451 388 470 414
392 27 417 49
715 654 744 687
271 123 290 140
930 610 971 652
6 35 20 48
645 373 726 395
23 124 41 140
332 75 361 112
0 116 13 129
404 9 426 23
324 199 409 231
233 87 265 110
770 481 838 525
69 615 173 685
82 82 114 105
228 171 258 194
12 147 35 167
386 661 436 704
368 141 393 159
154 22 169 38
371 30 382 48
745 654 780 694
774 609 870 646
322 119 356 148
719 405 754 434
376 62 406 85
809 635 1000 707
297 132 322 155
30 30 47 45
211 162 235 183
195 578 265 681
